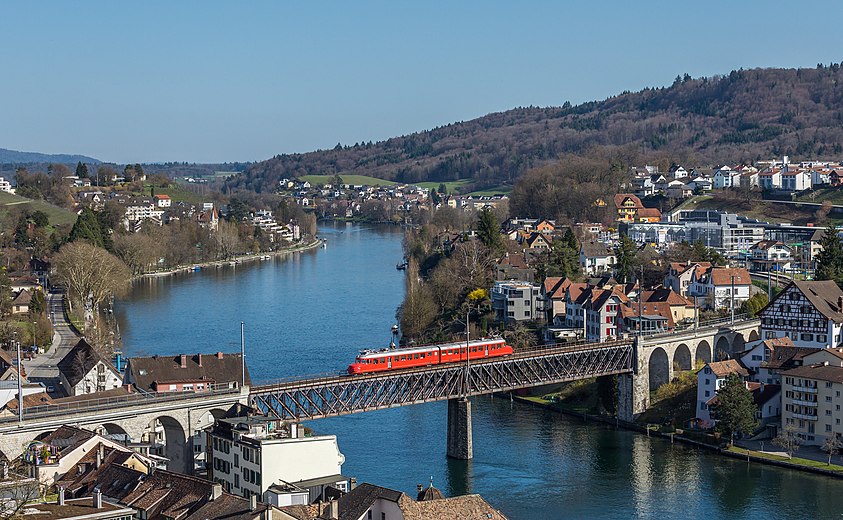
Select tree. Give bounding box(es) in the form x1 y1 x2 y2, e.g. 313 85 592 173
476 208 503 253
52 241 131 319
739 293 768 317
537 229 579 280
438 183 447 194
711 373 758 443
214 220 243 260
614 235 637 283
227 198 250 222
69 207 107 248
397 260 438 339
816 227 843 287
29 290 46 315
773 424 801 459
75 161 89 179
0 467 42 519
822 432 841 465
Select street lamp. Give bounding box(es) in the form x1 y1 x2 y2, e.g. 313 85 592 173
730 274 735 324
14 332 21 423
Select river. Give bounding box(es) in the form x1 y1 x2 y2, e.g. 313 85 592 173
114 222 843 519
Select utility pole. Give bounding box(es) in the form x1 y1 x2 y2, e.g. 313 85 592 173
240 321 246 389
16 337 22 423
694 295 699 332
638 265 643 335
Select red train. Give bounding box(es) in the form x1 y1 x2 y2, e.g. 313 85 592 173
347 337 513 375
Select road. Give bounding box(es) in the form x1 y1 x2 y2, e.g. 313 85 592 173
22 291 81 396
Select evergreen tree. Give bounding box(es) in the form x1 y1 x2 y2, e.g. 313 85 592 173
712 373 759 443
476 208 503 252
614 235 637 283
75 162 89 179
69 207 106 248
438 183 447 194
816 227 843 287
538 229 580 279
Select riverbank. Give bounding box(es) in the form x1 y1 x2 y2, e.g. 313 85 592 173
141 237 323 279
513 394 843 480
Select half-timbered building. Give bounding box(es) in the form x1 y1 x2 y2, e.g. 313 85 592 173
759 280 843 348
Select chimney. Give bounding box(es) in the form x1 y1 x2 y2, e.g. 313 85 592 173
211 483 223 500
216 352 224 360
58 486 65 506
349 477 357 490
0 461 7 480
96 443 104 468
197 354 203 367
328 499 339 520
838 296 842 312
179 354 187 368
93 489 102 509
250 494 257 512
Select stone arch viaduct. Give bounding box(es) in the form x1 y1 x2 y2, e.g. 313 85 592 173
618 318 761 421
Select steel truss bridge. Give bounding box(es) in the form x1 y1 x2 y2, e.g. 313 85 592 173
249 340 634 421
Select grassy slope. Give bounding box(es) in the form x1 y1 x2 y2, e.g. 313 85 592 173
145 183 209 205
300 174 396 187
0 192 77 227
794 187 843 205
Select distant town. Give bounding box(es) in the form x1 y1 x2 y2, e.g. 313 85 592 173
4 153 843 518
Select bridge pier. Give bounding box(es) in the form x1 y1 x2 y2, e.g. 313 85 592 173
446 398 472 460
617 373 648 422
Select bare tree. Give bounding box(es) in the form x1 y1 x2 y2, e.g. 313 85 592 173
114 232 163 275
772 424 801 459
822 432 841 465
52 242 131 318
0 464 42 519
214 220 242 260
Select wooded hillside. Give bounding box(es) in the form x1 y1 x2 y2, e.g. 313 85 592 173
229 65 843 194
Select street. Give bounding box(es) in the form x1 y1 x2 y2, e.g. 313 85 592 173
22 291 81 396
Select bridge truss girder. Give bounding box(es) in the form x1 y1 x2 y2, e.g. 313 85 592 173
250 343 633 421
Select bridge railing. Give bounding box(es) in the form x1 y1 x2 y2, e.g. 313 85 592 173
0 383 242 424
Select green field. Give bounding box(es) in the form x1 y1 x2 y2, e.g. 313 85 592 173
414 179 473 193
300 174 396 187
144 183 209 204
0 191 78 227
467 186 512 196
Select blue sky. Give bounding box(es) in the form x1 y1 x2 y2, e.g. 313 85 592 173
2 1 842 164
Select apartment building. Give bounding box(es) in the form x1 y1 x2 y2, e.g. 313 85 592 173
491 280 541 324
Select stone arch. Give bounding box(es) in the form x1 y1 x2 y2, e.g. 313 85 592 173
153 416 188 474
749 330 759 342
715 336 731 360
696 340 712 365
673 344 692 372
98 423 130 443
732 334 746 354
648 347 670 391
33 431 51 442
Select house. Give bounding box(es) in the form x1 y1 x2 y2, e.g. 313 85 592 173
613 194 643 222
207 414 347 501
759 169 782 190
664 262 711 298
491 280 541 323
781 363 843 446
22 425 152 486
635 207 662 223
639 288 696 323
665 183 693 199
738 336 818 385
56 339 122 397
494 252 535 282
759 280 843 348
325 481 508 520
0 177 14 194
579 241 616 275
688 267 751 311
808 228 827 264
748 240 793 272
29 257 51 288
618 301 675 336
781 169 811 191
712 166 741 189
524 232 552 250
669 166 689 180
11 289 32 314
542 277 573 324
563 283 591 330
153 194 172 208
631 176 655 197
123 352 250 393
696 359 750 428
196 207 219 231
583 288 628 342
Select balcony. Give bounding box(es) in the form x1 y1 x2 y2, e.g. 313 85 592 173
792 413 818 421
792 399 818 407
792 386 818 394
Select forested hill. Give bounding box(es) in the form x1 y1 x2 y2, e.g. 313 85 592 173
0 148 101 165
230 65 843 193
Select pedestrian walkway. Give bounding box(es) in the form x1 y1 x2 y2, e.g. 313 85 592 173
737 438 843 466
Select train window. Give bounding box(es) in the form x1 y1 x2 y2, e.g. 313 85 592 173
414 354 419 359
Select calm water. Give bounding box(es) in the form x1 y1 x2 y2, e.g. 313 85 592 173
115 222 843 519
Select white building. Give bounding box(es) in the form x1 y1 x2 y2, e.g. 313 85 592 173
208 415 347 501
0 177 14 194
781 170 811 191
781 356 843 446
696 359 750 428
759 280 843 348
491 280 541 323
579 241 616 276
56 340 122 396
688 267 751 311
153 194 172 207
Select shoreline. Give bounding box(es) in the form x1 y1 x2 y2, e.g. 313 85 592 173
139 237 323 279
513 395 843 480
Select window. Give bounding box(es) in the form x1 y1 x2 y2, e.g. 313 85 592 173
827 424 833 432
705 390 710 397
801 333 814 342
827 382 833 389
368 512 372 520
827 410 832 416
